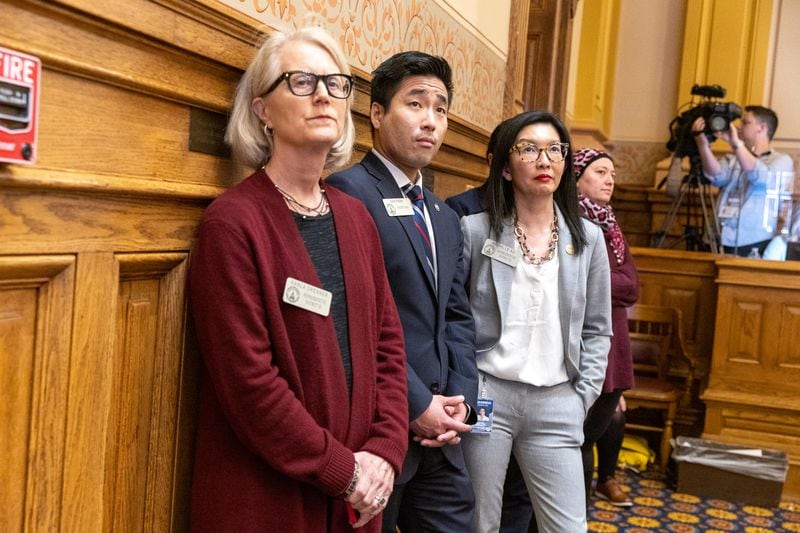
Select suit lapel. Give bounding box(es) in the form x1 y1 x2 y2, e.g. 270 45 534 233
556 204 577 350
491 221 517 327
362 153 437 294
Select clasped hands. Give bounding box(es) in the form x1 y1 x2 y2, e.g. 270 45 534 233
344 396 471 528
410 394 472 448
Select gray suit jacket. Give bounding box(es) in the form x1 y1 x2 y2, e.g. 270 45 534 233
460 206 612 413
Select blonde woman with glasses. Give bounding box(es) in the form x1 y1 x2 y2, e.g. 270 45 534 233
189 27 408 532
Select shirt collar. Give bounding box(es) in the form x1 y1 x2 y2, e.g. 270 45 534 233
372 149 424 194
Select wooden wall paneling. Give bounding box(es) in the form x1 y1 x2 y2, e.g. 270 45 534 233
630 247 718 379
703 259 800 501
0 255 75 531
725 294 764 365
630 247 719 435
0 188 205 255
0 0 245 112
34 71 222 186
708 260 800 386
59 252 116 531
614 185 652 247
105 253 188 532
0 0 247 195
56 0 257 69
777 302 800 369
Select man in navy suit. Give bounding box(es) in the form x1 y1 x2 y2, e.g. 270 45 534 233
327 51 478 532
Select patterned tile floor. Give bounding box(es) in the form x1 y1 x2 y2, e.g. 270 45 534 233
588 469 800 532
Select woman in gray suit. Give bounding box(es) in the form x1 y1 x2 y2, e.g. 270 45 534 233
460 111 612 532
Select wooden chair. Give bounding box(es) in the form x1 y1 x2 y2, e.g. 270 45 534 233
624 304 694 472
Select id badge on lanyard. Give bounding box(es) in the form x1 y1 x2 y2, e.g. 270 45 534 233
719 172 746 220
471 375 494 434
719 196 740 220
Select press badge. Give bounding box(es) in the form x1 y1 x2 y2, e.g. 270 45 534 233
481 239 519 267
383 198 414 217
719 197 741 219
282 277 332 316
719 205 740 219
471 376 494 434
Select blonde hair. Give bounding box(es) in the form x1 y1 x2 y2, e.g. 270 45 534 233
225 26 355 170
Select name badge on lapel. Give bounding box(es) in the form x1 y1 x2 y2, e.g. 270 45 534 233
282 277 332 316
383 198 414 217
481 239 519 267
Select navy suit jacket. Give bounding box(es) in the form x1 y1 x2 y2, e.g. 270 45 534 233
327 151 478 483
445 181 488 218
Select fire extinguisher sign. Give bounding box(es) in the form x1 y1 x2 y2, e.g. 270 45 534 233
0 46 41 165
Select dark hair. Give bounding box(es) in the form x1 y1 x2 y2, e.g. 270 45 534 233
745 105 779 140
371 51 454 111
485 110 587 254
486 120 505 161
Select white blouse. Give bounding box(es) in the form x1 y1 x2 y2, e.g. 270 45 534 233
478 254 568 386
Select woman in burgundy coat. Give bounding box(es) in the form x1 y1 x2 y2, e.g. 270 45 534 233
575 148 640 508
188 27 408 532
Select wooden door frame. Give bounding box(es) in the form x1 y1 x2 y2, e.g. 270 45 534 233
504 0 578 118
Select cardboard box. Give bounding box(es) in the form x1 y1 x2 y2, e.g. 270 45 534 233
674 437 787 508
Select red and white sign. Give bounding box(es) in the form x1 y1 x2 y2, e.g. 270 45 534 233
0 46 41 164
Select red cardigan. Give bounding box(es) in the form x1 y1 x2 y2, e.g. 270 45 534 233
189 170 408 532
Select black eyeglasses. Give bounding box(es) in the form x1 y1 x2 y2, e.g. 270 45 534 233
264 71 353 99
510 141 570 163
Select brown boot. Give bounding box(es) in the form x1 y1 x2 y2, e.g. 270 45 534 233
595 478 633 507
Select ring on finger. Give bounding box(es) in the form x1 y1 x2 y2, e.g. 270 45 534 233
374 494 387 507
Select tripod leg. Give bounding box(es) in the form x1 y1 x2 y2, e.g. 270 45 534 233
655 180 689 248
698 184 720 253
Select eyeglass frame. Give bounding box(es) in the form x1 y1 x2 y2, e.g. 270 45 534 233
263 70 354 99
509 141 570 163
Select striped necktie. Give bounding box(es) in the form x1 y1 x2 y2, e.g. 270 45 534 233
402 183 435 276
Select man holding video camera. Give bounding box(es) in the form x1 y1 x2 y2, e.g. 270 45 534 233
692 106 794 256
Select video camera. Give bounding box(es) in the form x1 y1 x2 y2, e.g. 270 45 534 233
666 84 742 158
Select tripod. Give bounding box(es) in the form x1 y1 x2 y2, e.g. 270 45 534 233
654 155 720 252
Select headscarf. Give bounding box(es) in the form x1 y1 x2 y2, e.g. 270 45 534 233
574 148 626 264
572 147 613 180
